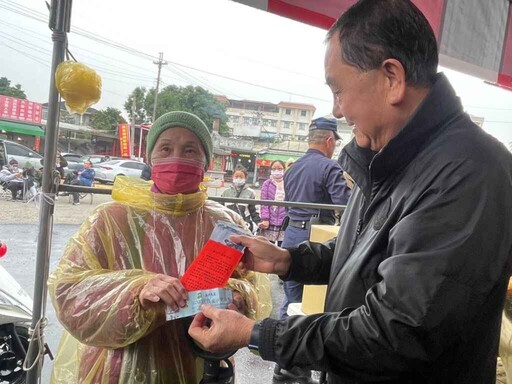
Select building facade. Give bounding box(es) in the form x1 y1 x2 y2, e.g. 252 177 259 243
215 96 316 141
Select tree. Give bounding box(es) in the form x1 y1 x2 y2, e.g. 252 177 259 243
90 107 126 130
124 84 230 134
0 77 27 99
124 87 149 124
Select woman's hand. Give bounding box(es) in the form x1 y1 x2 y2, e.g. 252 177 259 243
231 291 246 314
259 220 270 229
139 274 188 311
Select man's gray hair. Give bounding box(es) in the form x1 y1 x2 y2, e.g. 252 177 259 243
308 129 334 144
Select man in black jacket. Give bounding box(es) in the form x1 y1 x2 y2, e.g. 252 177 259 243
189 1 512 383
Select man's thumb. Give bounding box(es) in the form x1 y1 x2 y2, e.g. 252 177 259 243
200 304 218 318
229 234 252 246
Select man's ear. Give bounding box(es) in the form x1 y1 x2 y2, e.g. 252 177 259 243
381 58 406 105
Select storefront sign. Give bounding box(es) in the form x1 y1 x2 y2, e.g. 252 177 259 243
212 132 253 151
0 96 42 124
118 124 131 157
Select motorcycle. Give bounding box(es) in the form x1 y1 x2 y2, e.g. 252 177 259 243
0 240 51 384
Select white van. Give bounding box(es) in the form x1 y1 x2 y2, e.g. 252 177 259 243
0 139 43 169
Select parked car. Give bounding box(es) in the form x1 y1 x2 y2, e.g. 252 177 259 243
0 139 43 169
61 152 82 163
66 155 122 174
94 160 146 183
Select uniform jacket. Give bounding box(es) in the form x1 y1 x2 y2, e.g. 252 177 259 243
257 73 512 383
284 149 350 224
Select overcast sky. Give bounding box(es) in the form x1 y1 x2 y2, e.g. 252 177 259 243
1 0 511 145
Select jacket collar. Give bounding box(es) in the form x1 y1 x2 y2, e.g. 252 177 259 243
340 73 464 198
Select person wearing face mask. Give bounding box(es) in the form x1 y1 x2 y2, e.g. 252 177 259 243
0 158 24 200
221 165 261 233
48 111 271 384
258 160 287 244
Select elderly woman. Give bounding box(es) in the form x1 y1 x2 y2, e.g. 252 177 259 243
48 111 270 384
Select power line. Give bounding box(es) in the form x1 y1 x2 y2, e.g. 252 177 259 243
0 41 49 66
0 0 327 103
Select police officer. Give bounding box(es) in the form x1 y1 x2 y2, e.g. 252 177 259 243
274 117 350 381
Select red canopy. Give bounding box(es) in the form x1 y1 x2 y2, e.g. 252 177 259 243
234 0 512 90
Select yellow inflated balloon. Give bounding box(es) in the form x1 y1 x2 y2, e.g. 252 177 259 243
55 61 102 115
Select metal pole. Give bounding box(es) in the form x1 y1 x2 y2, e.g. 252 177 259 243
138 126 143 160
131 97 136 158
26 1 71 383
152 52 167 123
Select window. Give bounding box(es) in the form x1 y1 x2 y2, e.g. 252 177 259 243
300 110 307 117
285 108 291 115
298 123 306 131
243 117 251 124
6 142 32 157
283 121 290 129
122 161 145 169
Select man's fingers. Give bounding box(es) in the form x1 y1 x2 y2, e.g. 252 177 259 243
188 313 209 341
190 312 208 330
229 234 253 246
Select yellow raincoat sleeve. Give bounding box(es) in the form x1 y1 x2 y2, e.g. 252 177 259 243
48 206 164 349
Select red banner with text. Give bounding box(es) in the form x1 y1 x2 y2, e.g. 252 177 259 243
0 96 42 124
118 124 131 158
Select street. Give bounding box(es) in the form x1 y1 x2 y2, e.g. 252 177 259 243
0 193 320 383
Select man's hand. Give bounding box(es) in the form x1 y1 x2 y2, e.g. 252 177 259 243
188 305 254 354
230 235 291 276
139 274 188 311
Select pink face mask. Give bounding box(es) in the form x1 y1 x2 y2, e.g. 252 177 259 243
150 158 205 195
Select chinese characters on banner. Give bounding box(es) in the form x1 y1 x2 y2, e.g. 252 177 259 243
0 96 42 124
118 124 131 157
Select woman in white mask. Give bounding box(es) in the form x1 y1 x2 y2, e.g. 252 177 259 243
221 165 261 232
48 111 271 384
258 160 286 244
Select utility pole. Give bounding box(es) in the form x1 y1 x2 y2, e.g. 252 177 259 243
27 0 72 382
131 96 136 158
152 52 167 123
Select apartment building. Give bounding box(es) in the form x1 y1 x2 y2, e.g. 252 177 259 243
215 96 316 140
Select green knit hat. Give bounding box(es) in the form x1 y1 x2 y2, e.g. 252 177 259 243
146 111 213 165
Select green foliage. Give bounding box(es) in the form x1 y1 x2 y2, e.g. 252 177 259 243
125 84 229 133
124 87 148 124
90 107 126 130
0 77 27 99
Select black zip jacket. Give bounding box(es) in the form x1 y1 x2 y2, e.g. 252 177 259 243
257 73 512 383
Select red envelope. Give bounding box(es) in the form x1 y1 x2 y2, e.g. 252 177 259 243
181 240 244 291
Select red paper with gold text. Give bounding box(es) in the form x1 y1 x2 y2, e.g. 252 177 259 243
180 240 244 291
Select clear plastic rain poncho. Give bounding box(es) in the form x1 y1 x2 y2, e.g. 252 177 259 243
48 177 271 384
